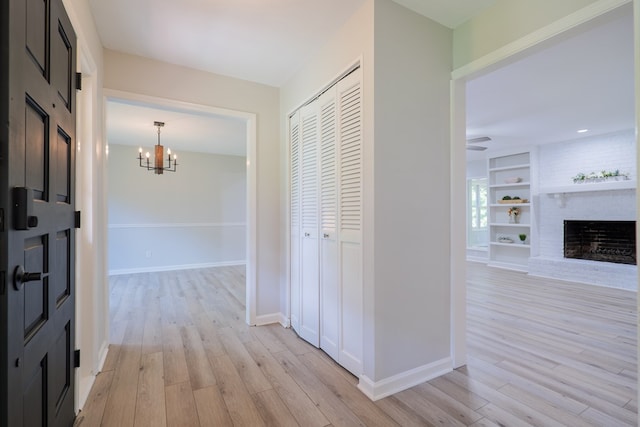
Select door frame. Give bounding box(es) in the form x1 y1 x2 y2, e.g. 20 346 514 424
449 0 638 368
102 89 258 325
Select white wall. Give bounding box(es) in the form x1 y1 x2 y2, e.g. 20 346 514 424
530 130 637 288
467 159 487 178
372 0 452 382
103 50 282 318
538 130 636 187
281 0 454 397
108 144 246 273
280 0 374 336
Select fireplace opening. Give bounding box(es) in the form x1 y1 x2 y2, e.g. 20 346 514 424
564 220 636 265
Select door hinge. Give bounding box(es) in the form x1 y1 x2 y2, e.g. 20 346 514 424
74 349 80 368
74 211 81 228
75 72 82 91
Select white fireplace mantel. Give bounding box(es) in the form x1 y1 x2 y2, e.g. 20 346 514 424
539 180 636 207
539 180 636 195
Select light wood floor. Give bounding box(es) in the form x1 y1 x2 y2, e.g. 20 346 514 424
74 263 637 426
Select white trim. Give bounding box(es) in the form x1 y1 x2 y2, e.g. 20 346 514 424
449 0 633 378
76 336 109 410
102 89 258 326
109 260 246 276
452 0 631 80
108 222 246 229
254 312 289 327
450 79 467 369
357 358 452 401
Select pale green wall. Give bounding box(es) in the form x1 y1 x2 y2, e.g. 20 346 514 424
453 0 598 68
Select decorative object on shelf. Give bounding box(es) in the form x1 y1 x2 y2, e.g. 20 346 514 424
504 177 522 184
572 169 629 184
508 207 520 223
137 121 178 175
519 233 527 244
498 237 514 243
498 196 528 204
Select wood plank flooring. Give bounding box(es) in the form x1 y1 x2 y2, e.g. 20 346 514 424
74 263 637 426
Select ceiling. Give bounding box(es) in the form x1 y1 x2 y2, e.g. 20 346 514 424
465 6 634 161
93 2 634 159
89 0 489 88
106 99 247 156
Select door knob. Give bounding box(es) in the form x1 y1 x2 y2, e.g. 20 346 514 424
304 232 310 237
13 266 42 290
324 233 329 238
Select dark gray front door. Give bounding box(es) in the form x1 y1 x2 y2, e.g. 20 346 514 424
1 0 78 425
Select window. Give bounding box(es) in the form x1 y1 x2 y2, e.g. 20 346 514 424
467 178 488 248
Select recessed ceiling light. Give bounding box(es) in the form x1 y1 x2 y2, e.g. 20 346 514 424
577 129 589 133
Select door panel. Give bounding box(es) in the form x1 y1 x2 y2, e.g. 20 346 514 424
2 0 77 425
289 112 301 332
52 21 73 111
24 235 48 341
25 98 49 201
337 70 363 376
298 103 320 347
26 0 48 77
319 89 338 358
55 130 71 203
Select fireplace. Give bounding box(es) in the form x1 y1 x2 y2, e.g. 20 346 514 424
564 220 636 265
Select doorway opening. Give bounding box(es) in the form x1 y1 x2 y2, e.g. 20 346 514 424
452 2 637 366
103 91 258 324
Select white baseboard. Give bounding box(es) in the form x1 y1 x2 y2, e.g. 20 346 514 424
357 357 452 401
77 374 95 411
77 341 110 411
253 312 288 327
109 260 246 276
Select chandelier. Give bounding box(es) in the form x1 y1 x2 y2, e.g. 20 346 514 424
137 121 178 174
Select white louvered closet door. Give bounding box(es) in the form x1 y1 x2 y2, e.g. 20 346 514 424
298 101 321 347
318 88 339 360
337 68 363 375
289 66 363 375
289 110 301 333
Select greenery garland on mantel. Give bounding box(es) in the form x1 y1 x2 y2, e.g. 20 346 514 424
572 170 629 184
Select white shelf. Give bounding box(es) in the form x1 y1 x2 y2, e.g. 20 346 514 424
490 223 530 227
490 203 531 207
488 163 530 172
490 242 530 248
539 180 635 194
490 182 530 188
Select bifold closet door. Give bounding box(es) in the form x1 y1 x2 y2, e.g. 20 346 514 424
298 102 321 347
337 69 363 375
289 67 363 376
289 110 301 333
318 89 339 360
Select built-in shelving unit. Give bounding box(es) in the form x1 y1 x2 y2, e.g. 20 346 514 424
488 152 531 272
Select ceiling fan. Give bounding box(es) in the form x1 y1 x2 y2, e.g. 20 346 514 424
466 136 491 151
